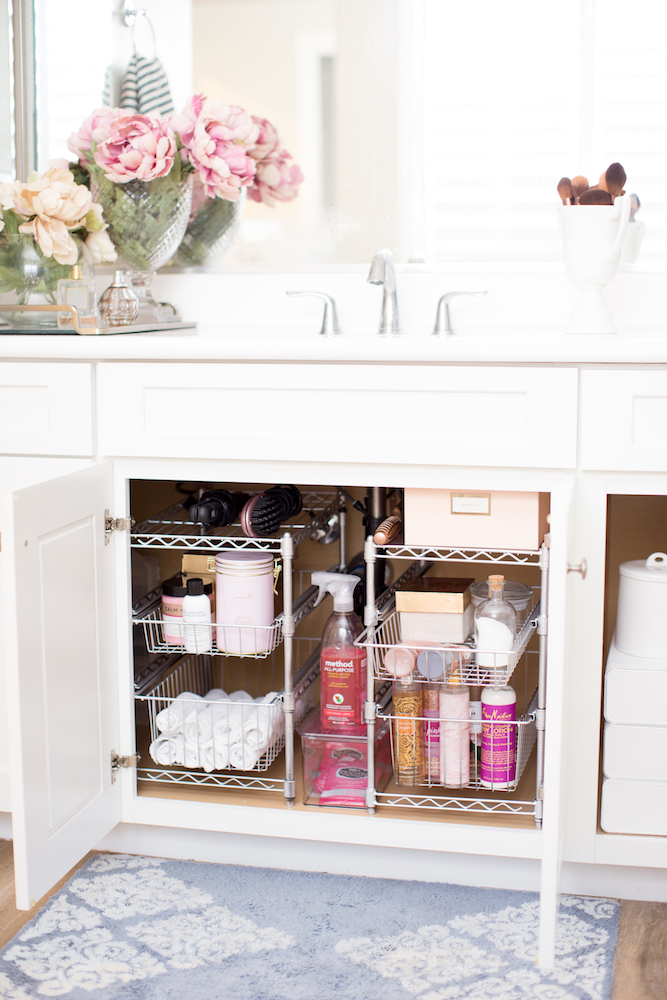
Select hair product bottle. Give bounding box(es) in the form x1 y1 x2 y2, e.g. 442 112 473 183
392 677 425 786
182 577 212 654
439 666 470 788
312 572 365 731
480 684 517 789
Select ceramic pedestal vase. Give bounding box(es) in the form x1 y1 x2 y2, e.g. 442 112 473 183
91 173 193 322
172 188 245 267
559 193 631 334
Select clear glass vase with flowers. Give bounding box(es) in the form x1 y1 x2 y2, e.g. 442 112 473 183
0 166 116 329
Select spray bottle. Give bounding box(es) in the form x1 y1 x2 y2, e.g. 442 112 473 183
312 572 366 731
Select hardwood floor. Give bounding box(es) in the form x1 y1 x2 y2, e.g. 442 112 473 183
0 839 665 996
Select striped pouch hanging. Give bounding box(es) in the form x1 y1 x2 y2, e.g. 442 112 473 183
119 53 175 116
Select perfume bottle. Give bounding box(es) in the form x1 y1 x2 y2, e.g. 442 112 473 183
98 270 139 327
56 265 97 328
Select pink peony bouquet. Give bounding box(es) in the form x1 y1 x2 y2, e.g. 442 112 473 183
248 117 304 207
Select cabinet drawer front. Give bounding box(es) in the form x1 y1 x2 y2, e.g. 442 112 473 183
0 363 93 456
581 370 667 471
97 363 578 468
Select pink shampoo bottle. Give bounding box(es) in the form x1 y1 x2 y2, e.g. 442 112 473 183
312 572 366 732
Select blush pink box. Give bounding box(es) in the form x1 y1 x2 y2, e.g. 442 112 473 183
404 489 550 551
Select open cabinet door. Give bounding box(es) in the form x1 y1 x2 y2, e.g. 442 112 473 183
538 475 577 968
1 462 121 908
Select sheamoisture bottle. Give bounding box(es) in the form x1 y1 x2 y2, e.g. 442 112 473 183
312 572 366 732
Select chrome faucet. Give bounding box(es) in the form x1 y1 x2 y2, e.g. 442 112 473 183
367 249 400 335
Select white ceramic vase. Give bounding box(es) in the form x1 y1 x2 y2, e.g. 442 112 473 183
559 193 631 334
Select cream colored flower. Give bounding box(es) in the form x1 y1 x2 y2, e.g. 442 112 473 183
17 168 92 229
84 229 117 263
84 202 106 232
19 217 79 265
0 180 22 213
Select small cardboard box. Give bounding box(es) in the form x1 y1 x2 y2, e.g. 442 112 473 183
395 577 474 614
404 489 550 551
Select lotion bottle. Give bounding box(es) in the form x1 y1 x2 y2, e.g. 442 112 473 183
480 683 517 789
182 577 212 654
312 572 365 731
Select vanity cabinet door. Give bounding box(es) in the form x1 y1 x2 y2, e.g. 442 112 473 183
97 363 578 469
0 362 94 456
0 462 120 908
580 369 667 471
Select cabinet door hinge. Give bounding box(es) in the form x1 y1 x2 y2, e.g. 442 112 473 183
105 509 135 545
111 750 141 782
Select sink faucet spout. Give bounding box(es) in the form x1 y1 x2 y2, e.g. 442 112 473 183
367 248 400 335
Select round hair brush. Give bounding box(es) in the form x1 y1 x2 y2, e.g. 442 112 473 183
183 490 247 528
240 484 303 537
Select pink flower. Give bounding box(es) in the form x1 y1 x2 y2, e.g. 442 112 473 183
247 117 303 207
171 95 259 201
93 114 177 183
248 118 280 162
67 107 124 161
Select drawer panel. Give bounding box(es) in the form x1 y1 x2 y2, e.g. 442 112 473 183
581 370 667 471
97 363 578 468
0 363 93 456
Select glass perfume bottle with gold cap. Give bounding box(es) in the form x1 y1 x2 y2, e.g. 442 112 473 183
56 265 97 328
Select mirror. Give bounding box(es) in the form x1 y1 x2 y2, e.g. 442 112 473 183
31 0 667 268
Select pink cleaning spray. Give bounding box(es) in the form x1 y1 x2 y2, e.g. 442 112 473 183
312 572 366 731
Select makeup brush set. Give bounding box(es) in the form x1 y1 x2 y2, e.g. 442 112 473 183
557 162 630 206
183 484 303 537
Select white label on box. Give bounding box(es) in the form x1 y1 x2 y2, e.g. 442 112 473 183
451 493 491 516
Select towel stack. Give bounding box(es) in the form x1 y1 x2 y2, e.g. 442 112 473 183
149 688 283 773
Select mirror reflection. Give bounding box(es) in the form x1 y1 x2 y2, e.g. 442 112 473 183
34 0 667 267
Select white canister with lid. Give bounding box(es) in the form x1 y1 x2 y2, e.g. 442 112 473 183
215 552 275 655
616 552 667 659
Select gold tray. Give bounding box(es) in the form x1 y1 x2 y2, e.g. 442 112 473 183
0 303 196 336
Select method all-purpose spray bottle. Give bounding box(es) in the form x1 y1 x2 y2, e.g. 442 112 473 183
312 572 367 731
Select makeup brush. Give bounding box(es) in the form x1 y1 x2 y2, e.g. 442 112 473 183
571 175 589 203
604 162 627 199
557 177 573 205
579 188 613 205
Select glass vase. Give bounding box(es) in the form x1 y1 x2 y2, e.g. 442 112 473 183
0 234 83 330
172 188 245 267
90 173 193 322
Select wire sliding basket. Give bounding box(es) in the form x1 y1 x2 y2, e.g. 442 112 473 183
135 638 320 786
378 688 537 797
357 601 540 688
134 607 283 659
130 488 343 553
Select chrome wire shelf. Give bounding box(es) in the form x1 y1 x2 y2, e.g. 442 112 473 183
358 601 540 688
134 608 283 659
382 544 543 565
136 768 285 791
375 792 535 815
378 688 537 798
131 488 343 552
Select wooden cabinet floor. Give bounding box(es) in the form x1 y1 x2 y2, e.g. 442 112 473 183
0 838 664 998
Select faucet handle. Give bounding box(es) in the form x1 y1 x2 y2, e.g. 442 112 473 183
286 291 341 336
433 291 487 336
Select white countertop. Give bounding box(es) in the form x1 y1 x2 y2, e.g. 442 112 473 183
1 326 667 365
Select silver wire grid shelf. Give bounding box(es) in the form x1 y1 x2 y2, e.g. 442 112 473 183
134 608 283 659
130 488 343 552
357 601 540 688
376 688 538 813
381 544 543 565
135 639 320 789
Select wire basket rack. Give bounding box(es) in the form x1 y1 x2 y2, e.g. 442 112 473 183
135 638 320 788
134 608 283 659
130 488 343 553
357 600 540 688
379 687 537 796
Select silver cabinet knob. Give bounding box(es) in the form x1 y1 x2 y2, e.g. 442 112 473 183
433 291 487 336
286 291 341 336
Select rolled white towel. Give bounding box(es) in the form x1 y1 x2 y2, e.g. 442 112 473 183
204 689 228 702
214 744 230 769
149 734 185 766
184 740 215 773
242 699 283 751
211 702 244 750
184 706 213 746
156 692 204 735
229 742 260 770
229 690 254 703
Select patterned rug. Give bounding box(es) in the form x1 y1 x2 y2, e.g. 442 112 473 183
0 853 619 999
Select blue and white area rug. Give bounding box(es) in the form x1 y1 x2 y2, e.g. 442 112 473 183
0 854 619 999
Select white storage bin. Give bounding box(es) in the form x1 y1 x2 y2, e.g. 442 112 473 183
604 639 667 726
603 723 667 781
601 778 667 835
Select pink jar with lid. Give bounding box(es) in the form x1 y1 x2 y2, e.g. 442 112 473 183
215 552 275 655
